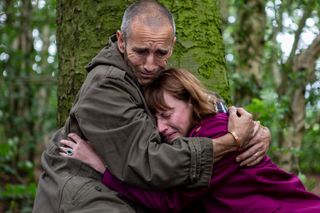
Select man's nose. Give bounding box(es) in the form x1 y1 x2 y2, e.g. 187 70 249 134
144 54 157 72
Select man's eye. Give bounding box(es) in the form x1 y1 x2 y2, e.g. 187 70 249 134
156 51 168 58
135 49 148 55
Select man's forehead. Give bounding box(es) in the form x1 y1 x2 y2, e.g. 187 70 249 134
128 17 174 38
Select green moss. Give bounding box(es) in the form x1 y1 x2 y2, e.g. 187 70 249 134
57 0 130 126
57 0 231 125
161 0 231 104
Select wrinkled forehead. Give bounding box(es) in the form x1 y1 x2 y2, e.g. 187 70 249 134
128 15 175 38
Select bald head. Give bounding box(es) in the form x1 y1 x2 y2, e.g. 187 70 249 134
121 0 176 40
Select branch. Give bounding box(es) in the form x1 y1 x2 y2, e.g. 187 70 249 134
287 4 313 64
295 34 320 78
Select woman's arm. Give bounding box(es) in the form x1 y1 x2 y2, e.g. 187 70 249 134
60 136 208 212
102 168 209 213
59 113 241 212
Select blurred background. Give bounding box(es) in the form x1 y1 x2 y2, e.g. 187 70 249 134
0 0 319 212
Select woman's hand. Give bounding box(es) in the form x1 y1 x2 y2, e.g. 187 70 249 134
59 133 106 174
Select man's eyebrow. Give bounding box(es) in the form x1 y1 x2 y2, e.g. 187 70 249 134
132 47 148 51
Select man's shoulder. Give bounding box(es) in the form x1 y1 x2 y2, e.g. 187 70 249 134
90 64 127 80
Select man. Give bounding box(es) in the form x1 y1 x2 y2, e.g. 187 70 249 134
33 1 270 212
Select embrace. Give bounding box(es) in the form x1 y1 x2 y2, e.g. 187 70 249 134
33 1 320 212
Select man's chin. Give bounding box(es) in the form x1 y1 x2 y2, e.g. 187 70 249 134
139 78 154 86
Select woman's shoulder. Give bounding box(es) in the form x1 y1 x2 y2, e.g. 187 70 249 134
189 113 229 138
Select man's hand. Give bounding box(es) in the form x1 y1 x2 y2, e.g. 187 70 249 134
228 106 271 167
236 124 271 166
228 106 255 148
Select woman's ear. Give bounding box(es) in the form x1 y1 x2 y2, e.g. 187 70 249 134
116 30 125 53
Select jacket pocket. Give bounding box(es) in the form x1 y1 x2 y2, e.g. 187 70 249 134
60 175 98 209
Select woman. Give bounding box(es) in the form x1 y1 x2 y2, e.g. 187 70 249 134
60 68 320 212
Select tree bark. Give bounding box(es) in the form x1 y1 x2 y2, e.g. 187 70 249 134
56 0 131 126
233 0 266 104
57 0 231 127
280 34 320 171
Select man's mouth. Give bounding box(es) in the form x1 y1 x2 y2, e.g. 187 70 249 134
140 72 156 78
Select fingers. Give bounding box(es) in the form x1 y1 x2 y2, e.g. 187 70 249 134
236 144 265 166
228 106 237 115
238 108 253 119
68 133 85 144
242 122 261 149
229 106 253 118
60 139 75 149
59 146 74 158
59 152 68 157
59 132 85 148
238 152 262 167
246 156 264 167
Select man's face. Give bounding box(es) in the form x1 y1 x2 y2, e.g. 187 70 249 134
117 21 176 86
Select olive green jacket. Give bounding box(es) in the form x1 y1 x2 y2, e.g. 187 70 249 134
33 36 213 213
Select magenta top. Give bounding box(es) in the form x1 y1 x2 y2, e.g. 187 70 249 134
102 113 320 212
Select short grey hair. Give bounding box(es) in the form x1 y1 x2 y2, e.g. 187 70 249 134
120 0 176 40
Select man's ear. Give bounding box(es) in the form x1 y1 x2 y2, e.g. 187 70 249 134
168 36 176 57
116 30 125 53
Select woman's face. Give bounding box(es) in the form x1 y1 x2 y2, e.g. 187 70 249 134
155 91 193 142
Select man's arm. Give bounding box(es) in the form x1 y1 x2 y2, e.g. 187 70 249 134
65 67 258 189
60 111 245 212
68 67 213 190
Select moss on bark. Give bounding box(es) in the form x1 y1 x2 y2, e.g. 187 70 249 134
57 0 230 126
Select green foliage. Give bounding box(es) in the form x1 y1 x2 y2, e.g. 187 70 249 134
0 183 36 213
225 0 320 178
300 113 320 173
0 0 57 212
0 183 36 200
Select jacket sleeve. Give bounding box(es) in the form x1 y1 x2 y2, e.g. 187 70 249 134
100 113 239 212
71 66 213 190
102 169 209 213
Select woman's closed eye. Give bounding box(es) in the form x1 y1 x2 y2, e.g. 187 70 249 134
157 111 172 120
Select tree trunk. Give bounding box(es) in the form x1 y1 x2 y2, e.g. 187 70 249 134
229 0 319 172
279 35 320 172
233 0 266 105
56 0 132 126
57 0 231 126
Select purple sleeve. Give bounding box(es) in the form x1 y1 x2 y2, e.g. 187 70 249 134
101 113 232 212
190 113 240 187
102 169 209 213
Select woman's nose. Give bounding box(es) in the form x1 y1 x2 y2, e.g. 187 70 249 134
157 119 168 133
